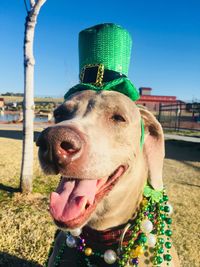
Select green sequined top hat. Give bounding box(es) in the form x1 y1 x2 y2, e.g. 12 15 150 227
79 23 132 76
64 23 140 101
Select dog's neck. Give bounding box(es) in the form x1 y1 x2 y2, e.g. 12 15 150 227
82 178 146 249
82 214 141 249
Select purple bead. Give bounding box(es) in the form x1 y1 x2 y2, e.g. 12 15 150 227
144 211 149 216
132 258 139 264
78 246 83 251
81 239 85 243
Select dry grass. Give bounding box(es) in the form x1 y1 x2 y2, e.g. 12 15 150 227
0 131 199 267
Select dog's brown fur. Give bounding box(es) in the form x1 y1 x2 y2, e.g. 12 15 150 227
37 90 180 266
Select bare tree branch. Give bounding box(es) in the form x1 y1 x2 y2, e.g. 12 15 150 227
24 0 29 13
30 0 46 16
30 0 36 8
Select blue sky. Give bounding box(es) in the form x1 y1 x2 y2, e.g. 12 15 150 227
0 0 200 101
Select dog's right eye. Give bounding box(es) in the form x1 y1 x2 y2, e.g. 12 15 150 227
54 103 78 123
111 114 126 122
54 114 62 123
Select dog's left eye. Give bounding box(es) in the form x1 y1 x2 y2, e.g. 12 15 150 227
111 114 126 122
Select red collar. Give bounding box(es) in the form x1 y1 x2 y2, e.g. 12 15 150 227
82 222 135 247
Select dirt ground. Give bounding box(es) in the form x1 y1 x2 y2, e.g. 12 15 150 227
0 129 199 267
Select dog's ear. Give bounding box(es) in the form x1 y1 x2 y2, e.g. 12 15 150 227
139 107 164 190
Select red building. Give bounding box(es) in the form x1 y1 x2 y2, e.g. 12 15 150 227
136 87 179 112
0 98 4 108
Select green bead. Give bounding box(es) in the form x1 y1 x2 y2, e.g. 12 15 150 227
120 260 125 266
155 256 163 264
160 206 164 211
164 206 170 212
165 218 172 224
149 205 155 212
158 247 164 254
160 200 164 204
160 214 166 220
139 233 147 244
164 254 172 261
160 228 165 235
165 242 172 249
135 226 140 232
158 238 165 244
163 195 169 202
148 213 153 219
165 230 172 237
136 219 142 224
129 240 134 245
142 207 147 212
160 222 165 228
141 214 145 219
123 254 129 259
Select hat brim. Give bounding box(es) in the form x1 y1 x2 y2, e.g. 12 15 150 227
64 77 140 101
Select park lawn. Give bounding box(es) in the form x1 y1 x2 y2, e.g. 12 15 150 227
0 133 200 267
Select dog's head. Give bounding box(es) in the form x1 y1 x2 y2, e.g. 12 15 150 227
37 90 164 230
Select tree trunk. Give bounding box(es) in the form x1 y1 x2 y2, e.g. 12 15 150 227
20 0 46 193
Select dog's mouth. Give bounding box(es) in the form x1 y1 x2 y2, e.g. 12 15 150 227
49 165 127 229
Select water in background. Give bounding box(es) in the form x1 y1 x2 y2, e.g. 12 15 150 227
0 113 48 122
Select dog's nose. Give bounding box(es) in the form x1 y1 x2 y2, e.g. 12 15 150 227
36 126 83 166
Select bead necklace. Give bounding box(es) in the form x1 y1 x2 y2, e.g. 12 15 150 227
45 184 173 267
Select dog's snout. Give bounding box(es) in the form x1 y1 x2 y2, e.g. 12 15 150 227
37 126 84 168
57 135 82 162
36 131 48 151
60 140 80 154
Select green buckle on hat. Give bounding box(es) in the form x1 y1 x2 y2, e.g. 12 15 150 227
80 64 105 87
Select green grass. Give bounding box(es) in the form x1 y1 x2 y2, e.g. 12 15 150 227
33 175 59 194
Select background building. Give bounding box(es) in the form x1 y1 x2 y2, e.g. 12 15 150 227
136 87 183 112
0 98 4 109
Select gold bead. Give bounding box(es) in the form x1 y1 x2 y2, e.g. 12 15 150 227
142 198 148 206
130 249 137 258
130 246 144 257
84 247 92 256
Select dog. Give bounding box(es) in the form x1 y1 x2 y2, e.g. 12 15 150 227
37 90 180 266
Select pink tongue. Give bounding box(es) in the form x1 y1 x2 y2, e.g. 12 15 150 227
50 179 98 222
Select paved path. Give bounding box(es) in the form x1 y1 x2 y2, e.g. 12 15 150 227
0 123 46 131
164 134 200 143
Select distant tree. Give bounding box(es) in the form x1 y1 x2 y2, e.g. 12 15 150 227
20 0 47 192
1 92 13 96
1 92 24 96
